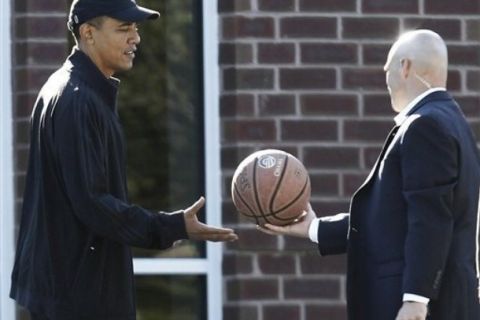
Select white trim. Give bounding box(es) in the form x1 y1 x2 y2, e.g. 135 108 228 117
0 0 16 318
203 1 222 319
133 258 209 274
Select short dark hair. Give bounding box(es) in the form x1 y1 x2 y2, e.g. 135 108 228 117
70 16 106 43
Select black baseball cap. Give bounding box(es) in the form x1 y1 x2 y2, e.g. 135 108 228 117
67 0 160 31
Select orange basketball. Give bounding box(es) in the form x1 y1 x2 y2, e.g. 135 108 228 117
231 149 311 226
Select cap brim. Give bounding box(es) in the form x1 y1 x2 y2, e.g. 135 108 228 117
110 5 160 23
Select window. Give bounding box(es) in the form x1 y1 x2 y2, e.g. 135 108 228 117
117 1 221 319
0 0 15 319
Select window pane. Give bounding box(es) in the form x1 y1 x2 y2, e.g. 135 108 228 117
135 275 206 320
117 0 204 258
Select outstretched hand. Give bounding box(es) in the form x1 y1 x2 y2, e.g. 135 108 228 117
184 197 238 242
256 203 316 238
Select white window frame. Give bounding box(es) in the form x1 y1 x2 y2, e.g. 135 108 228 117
133 1 222 319
0 0 16 318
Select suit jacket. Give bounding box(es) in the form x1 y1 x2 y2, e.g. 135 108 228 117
316 91 480 320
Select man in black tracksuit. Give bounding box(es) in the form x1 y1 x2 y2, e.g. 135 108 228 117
10 1 237 319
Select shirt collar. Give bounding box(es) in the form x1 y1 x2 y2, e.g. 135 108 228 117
394 88 446 126
65 47 120 110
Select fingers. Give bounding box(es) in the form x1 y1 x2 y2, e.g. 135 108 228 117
185 196 205 216
257 223 290 235
189 226 238 242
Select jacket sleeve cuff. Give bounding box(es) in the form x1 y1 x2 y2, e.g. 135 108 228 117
151 210 188 249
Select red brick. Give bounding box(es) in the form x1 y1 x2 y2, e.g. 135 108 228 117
259 94 296 116
223 200 254 224
342 68 386 90
310 199 351 218
263 305 300 320
343 173 369 196
258 43 295 64
449 45 480 66
301 94 358 116
221 146 256 170
15 0 67 13
284 278 340 299
218 0 251 12
344 120 393 142
226 229 278 251
15 120 30 145
283 236 320 251
219 43 253 64
447 70 461 92
469 121 480 140
280 68 336 90
220 94 255 117
281 120 338 141
425 0 480 14
280 17 337 39
223 254 254 275
223 68 274 90
362 0 418 13
299 0 356 12
304 146 360 169
467 71 480 91
222 16 274 39
306 305 348 320
223 119 276 142
258 254 296 274
343 18 399 39
223 305 258 320
227 279 279 301
301 43 357 64
403 19 462 41
15 68 57 92
310 173 339 197
300 254 347 274
15 93 37 118
258 0 295 11
364 94 395 116
466 20 480 41
16 17 68 39
15 148 30 173
456 96 480 118
16 42 68 65
362 44 391 65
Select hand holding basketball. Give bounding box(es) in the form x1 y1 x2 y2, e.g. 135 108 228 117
257 203 316 238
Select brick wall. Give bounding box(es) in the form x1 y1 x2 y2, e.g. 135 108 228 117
12 0 68 318
219 1 480 319
10 0 480 319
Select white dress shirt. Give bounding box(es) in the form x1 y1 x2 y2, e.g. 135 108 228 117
308 88 447 305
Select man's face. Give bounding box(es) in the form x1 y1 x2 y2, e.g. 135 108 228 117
87 17 140 77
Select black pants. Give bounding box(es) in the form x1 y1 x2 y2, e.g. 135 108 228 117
30 312 50 320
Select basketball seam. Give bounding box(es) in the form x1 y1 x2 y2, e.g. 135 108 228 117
268 154 289 214
253 157 271 224
233 183 260 225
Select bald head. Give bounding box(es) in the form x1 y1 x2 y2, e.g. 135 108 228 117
384 29 448 112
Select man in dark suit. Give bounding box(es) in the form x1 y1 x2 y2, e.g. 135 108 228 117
259 30 480 320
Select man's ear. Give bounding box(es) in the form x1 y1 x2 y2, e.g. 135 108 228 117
400 58 412 79
79 23 95 44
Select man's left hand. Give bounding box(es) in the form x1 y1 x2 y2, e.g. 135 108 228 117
395 301 428 320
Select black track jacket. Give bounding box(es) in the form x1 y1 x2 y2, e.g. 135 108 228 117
10 48 188 320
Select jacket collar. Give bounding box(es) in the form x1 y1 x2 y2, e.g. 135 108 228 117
394 90 452 126
65 47 120 110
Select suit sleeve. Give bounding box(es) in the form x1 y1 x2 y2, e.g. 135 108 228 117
400 114 457 299
55 96 188 249
317 213 350 255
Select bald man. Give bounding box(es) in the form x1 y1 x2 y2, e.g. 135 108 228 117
259 30 480 320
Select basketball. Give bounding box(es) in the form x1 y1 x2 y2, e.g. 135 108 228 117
231 149 311 226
